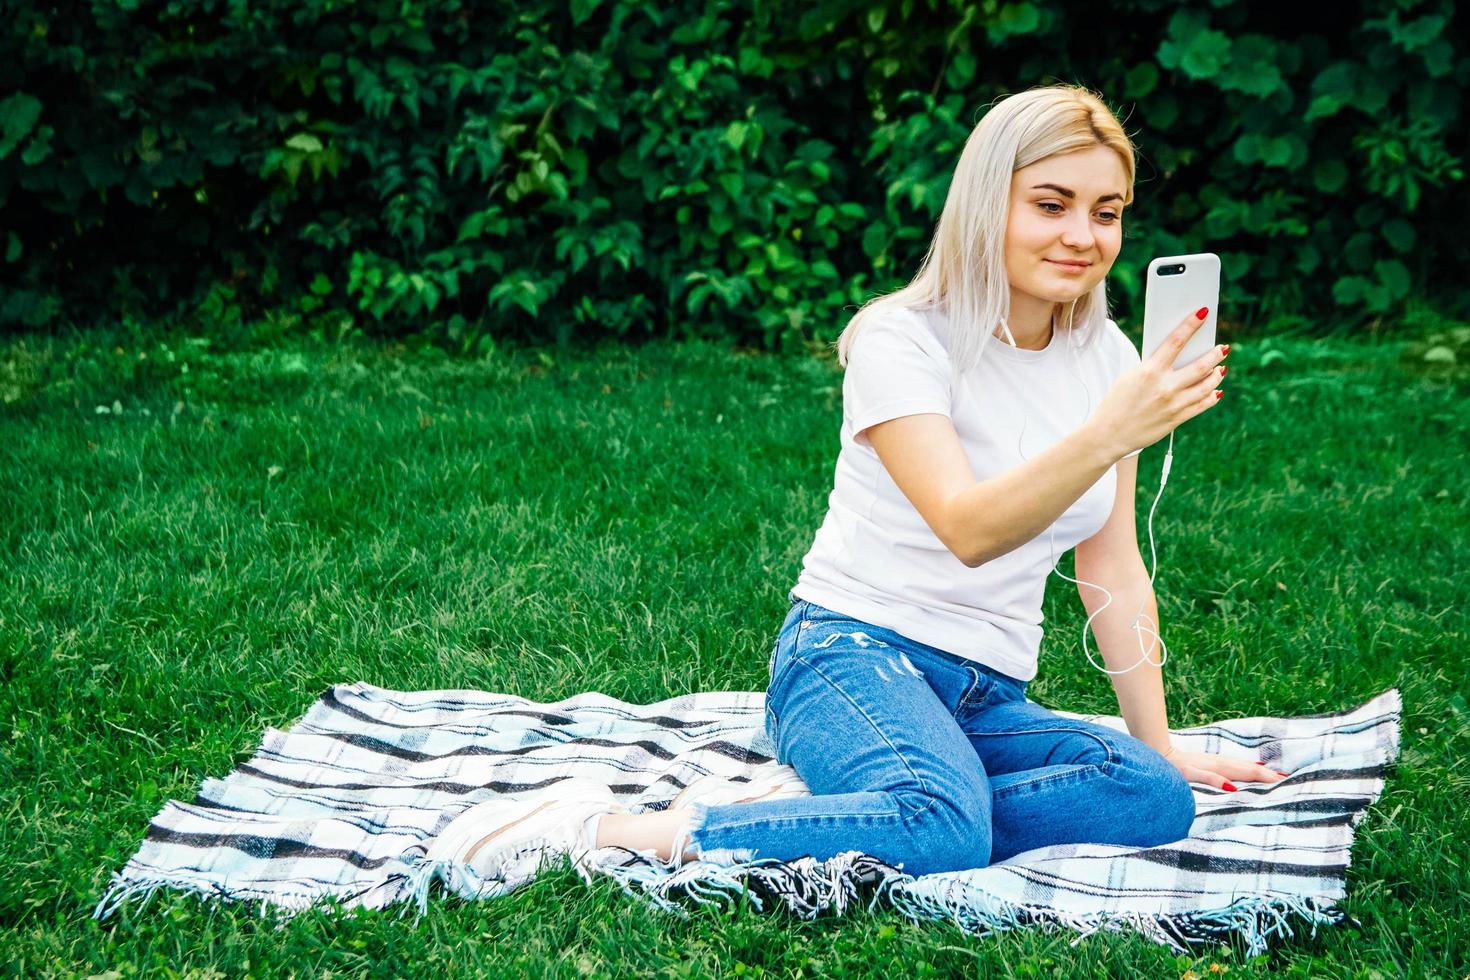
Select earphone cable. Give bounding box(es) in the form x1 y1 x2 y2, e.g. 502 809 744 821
1007 305 1171 676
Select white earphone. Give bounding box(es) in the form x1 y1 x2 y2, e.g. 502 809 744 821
1001 304 1174 676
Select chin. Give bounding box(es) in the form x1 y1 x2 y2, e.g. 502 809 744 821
1033 282 1091 302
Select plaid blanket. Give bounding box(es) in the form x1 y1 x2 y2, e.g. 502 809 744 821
96 683 1400 956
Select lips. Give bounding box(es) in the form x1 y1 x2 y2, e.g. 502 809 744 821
1046 259 1091 269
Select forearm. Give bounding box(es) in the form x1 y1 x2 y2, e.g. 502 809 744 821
948 421 1123 567
1076 563 1172 753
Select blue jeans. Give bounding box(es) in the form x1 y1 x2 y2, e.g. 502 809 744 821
686 595 1198 876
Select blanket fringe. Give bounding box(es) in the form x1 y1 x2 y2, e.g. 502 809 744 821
96 855 1352 957
874 875 1348 957
93 868 419 924
588 848 1347 957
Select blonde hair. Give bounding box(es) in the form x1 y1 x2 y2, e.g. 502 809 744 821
832 83 1137 374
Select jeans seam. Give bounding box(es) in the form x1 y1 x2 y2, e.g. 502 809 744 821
793 652 940 825
692 803 909 838
766 605 812 719
964 725 1118 775
989 762 1105 797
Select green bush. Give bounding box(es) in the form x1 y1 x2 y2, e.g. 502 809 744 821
2 0 1466 350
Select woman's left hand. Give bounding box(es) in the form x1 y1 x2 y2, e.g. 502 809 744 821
1160 745 1289 792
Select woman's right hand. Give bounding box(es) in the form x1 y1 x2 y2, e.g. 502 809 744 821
1090 307 1227 459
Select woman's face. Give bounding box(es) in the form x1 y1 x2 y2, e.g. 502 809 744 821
1004 146 1128 308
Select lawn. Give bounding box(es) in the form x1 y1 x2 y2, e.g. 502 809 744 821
1 314 1464 977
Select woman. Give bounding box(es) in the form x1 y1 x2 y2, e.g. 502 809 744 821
426 83 1288 886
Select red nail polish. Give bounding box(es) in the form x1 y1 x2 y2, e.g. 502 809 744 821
1220 366 1227 378
1275 771 1289 778
1214 390 1223 401
1222 344 1231 356
1195 306 1209 320
1222 781 1238 792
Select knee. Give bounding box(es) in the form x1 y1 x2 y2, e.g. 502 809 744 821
891 783 991 876
1159 768 1198 842
1111 740 1197 847
1129 765 1196 846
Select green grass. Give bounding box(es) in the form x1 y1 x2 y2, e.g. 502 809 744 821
1 314 1466 977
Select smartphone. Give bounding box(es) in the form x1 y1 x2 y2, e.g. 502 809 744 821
1140 253 1220 370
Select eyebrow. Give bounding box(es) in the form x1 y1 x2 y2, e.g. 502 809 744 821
1031 183 1125 204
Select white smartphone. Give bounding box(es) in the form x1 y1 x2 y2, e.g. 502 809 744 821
1140 253 1221 370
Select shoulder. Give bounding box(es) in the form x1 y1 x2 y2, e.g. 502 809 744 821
848 305 951 367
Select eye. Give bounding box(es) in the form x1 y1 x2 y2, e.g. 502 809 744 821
1037 202 1121 221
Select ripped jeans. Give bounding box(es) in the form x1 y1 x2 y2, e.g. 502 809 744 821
686 595 1198 876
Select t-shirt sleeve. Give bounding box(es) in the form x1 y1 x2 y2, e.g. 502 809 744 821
843 310 953 449
1103 318 1144 460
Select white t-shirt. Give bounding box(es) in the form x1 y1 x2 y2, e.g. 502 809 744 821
790 305 1142 682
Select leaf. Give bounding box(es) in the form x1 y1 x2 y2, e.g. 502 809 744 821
1296 243 1320 275
722 121 748 153
1124 62 1159 100
1259 137 1287 167
1422 38 1453 77
995 3 1040 37
571 0 604 25
1382 220 1415 254
1232 133 1263 165
1354 73 1391 114
1161 10 1230 80
741 46 774 77
1305 62 1357 122
19 125 52 166
1422 346 1455 364
1374 259 1410 300
0 92 42 160
1179 30 1231 79
861 223 886 259
1216 35 1284 97
285 133 323 153
945 50 978 88
1344 232 1375 273
1394 14 1446 50
1331 275 1368 305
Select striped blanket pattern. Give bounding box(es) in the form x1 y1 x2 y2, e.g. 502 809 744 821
96 683 1400 956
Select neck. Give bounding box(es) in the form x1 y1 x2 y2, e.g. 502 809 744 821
1000 294 1060 350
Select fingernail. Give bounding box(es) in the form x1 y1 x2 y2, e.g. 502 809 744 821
1214 390 1223 401
1220 366 1227 378
1195 306 1209 320
1221 344 1231 356
1275 771 1289 778
1222 781 1238 792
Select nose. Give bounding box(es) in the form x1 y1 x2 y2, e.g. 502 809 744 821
1060 212 1095 250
